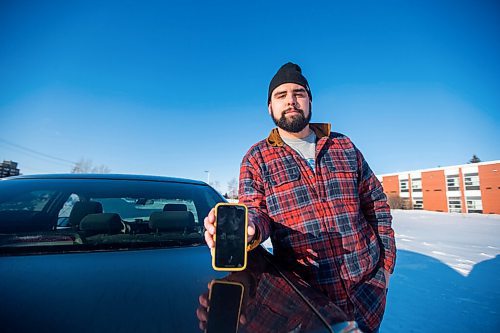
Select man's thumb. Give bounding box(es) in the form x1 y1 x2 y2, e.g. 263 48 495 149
247 224 255 236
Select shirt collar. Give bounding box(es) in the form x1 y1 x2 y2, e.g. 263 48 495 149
266 123 331 147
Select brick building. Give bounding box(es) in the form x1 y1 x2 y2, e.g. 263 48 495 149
0 160 20 178
377 160 500 214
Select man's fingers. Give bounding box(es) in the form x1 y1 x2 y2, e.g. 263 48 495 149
204 230 214 249
203 209 216 235
199 292 209 308
196 305 208 322
383 269 391 289
204 208 217 249
247 222 256 243
248 224 255 236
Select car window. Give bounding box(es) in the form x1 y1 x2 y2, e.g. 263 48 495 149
92 198 199 223
1 190 57 212
0 178 224 254
57 194 81 227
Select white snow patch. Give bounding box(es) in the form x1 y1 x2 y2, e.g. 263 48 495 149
456 258 475 264
399 238 413 242
383 210 500 332
396 234 415 239
431 251 459 258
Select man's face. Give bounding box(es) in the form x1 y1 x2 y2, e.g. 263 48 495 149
268 83 311 133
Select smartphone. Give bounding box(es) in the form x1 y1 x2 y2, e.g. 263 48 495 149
206 280 244 333
212 203 248 271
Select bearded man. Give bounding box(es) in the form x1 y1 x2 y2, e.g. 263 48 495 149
204 62 396 333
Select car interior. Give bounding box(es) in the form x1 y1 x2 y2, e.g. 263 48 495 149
0 193 209 250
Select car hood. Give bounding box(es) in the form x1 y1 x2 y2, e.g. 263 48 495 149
1 245 223 332
0 246 351 333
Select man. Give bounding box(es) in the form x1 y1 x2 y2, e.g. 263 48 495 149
205 62 396 332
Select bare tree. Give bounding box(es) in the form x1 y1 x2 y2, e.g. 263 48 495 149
227 177 238 199
387 195 410 210
71 158 111 174
469 154 481 163
209 180 222 193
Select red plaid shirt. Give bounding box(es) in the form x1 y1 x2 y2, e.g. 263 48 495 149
238 123 396 332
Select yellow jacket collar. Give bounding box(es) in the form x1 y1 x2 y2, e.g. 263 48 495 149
266 123 331 147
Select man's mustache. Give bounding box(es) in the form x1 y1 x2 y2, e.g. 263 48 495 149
282 107 305 115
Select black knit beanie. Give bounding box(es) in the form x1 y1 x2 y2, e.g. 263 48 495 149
268 62 312 103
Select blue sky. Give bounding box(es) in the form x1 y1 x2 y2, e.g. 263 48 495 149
1 0 499 193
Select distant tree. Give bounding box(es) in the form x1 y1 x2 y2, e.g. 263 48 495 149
387 195 411 210
209 180 222 193
469 154 481 163
227 177 238 199
71 158 111 174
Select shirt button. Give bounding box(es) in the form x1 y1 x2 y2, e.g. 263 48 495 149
309 175 314 179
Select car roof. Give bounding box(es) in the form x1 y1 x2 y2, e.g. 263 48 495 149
1 173 208 186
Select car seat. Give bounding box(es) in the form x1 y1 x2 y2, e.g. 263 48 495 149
163 203 188 211
79 213 124 234
68 201 103 228
148 211 196 234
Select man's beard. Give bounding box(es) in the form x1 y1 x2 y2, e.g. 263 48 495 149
271 104 312 133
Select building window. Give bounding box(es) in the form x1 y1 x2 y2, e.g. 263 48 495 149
411 178 422 192
446 175 460 191
448 197 462 213
466 196 483 213
413 199 423 210
464 173 480 191
400 179 409 192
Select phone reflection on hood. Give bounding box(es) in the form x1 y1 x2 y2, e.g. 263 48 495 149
197 247 362 333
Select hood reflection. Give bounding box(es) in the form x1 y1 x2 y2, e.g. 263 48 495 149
197 247 362 333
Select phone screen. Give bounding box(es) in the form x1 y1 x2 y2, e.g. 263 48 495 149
215 204 246 269
206 281 244 333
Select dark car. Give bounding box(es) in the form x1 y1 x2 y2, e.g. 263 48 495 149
0 174 360 333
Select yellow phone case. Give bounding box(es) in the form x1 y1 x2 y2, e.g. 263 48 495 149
211 203 248 271
206 280 245 333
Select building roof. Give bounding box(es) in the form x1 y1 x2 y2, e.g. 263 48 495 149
377 160 500 178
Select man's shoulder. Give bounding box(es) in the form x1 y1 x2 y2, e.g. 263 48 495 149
242 139 270 161
329 131 350 140
247 136 274 153
328 131 356 147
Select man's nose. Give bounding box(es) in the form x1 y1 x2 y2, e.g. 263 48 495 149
286 94 297 106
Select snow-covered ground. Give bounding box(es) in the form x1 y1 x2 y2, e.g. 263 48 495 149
262 210 500 332
382 210 500 332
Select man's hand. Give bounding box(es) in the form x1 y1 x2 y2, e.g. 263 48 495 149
383 269 391 290
196 277 250 331
203 207 256 250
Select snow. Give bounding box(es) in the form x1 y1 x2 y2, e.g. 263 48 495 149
382 210 500 332
263 210 500 332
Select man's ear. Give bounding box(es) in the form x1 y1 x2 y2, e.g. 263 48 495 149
268 103 272 116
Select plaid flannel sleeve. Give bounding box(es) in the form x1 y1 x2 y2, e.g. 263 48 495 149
238 151 273 247
356 147 396 273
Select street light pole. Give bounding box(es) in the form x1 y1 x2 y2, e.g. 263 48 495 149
204 170 210 184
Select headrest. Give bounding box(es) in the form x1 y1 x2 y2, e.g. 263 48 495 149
69 201 103 227
149 211 195 231
80 213 123 234
163 203 188 211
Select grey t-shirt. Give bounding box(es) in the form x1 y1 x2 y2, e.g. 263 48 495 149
282 131 317 171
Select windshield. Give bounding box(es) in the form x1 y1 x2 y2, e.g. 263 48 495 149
0 177 224 254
